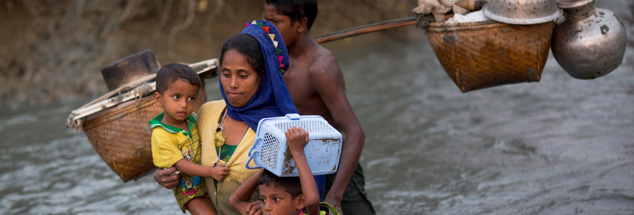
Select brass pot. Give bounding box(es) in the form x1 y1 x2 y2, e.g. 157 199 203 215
551 0 627 79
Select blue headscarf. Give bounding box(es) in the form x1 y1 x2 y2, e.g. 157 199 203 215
220 20 298 131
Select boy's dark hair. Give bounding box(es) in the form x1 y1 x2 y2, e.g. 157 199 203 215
265 0 318 30
220 34 265 76
155 63 202 94
258 170 302 198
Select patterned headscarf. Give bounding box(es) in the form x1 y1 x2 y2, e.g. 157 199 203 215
220 20 298 131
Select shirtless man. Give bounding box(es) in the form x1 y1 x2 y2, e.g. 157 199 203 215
264 1 375 214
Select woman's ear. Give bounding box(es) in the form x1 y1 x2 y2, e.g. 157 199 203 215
295 193 306 211
154 92 163 107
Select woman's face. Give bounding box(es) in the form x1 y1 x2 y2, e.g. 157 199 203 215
221 49 261 108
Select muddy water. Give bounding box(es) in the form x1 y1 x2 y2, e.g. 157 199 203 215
2 2 634 215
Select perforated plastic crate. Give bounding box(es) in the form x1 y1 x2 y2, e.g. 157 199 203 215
246 114 342 177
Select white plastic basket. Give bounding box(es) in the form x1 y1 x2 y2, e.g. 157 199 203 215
246 114 342 177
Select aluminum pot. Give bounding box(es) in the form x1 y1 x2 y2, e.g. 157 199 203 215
101 50 159 91
551 0 627 79
483 0 562 24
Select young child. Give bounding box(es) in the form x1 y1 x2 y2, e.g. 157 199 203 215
229 127 339 215
149 63 228 214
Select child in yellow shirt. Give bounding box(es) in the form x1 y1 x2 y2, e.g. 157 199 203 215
150 63 228 214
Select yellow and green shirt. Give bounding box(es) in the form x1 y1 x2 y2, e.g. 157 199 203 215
150 113 207 213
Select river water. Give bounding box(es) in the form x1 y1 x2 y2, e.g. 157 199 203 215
2 3 634 215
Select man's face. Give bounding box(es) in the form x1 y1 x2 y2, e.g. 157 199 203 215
264 4 300 48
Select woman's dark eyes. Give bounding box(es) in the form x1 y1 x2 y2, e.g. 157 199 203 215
221 71 249 79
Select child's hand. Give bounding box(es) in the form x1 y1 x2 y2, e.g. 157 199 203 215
285 127 309 153
210 161 229 181
246 201 263 215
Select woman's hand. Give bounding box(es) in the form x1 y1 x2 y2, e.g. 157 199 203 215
285 127 309 154
153 167 180 189
210 161 230 181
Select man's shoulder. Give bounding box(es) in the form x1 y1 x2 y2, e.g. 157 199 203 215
313 45 336 65
308 45 339 74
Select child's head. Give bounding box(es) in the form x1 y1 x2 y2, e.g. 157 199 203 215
154 63 202 124
258 170 305 215
156 63 202 95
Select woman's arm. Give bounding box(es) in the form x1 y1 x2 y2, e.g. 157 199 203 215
230 169 264 214
153 167 180 189
286 127 320 215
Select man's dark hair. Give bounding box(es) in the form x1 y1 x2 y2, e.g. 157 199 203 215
258 170 303 198
219 33 265 76
155 63 202 94
266 0 318 30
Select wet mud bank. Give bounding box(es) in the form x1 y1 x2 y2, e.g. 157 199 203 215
0 0 418 110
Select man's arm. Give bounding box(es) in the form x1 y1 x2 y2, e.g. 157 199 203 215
308 53 365 212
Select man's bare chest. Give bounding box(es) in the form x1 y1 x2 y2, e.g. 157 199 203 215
284 74 323 110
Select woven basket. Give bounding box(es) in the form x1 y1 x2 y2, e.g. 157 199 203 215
82 95 160 182
425 20 554 92
82 90 206 182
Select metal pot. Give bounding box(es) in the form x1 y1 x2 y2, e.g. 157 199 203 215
551 0 627 79
101 50 160 91
483 0 562 25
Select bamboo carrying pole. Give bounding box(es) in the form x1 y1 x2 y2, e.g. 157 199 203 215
312 0 487 44
314 16 417 44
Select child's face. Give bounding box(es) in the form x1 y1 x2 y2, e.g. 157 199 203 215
156 78 199 126
264 3 300 48
259 184 303 215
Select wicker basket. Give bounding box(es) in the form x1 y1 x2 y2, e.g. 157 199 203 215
82 95 161 182
425 20 554 92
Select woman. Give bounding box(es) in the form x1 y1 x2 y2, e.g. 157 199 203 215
154 20 296 215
